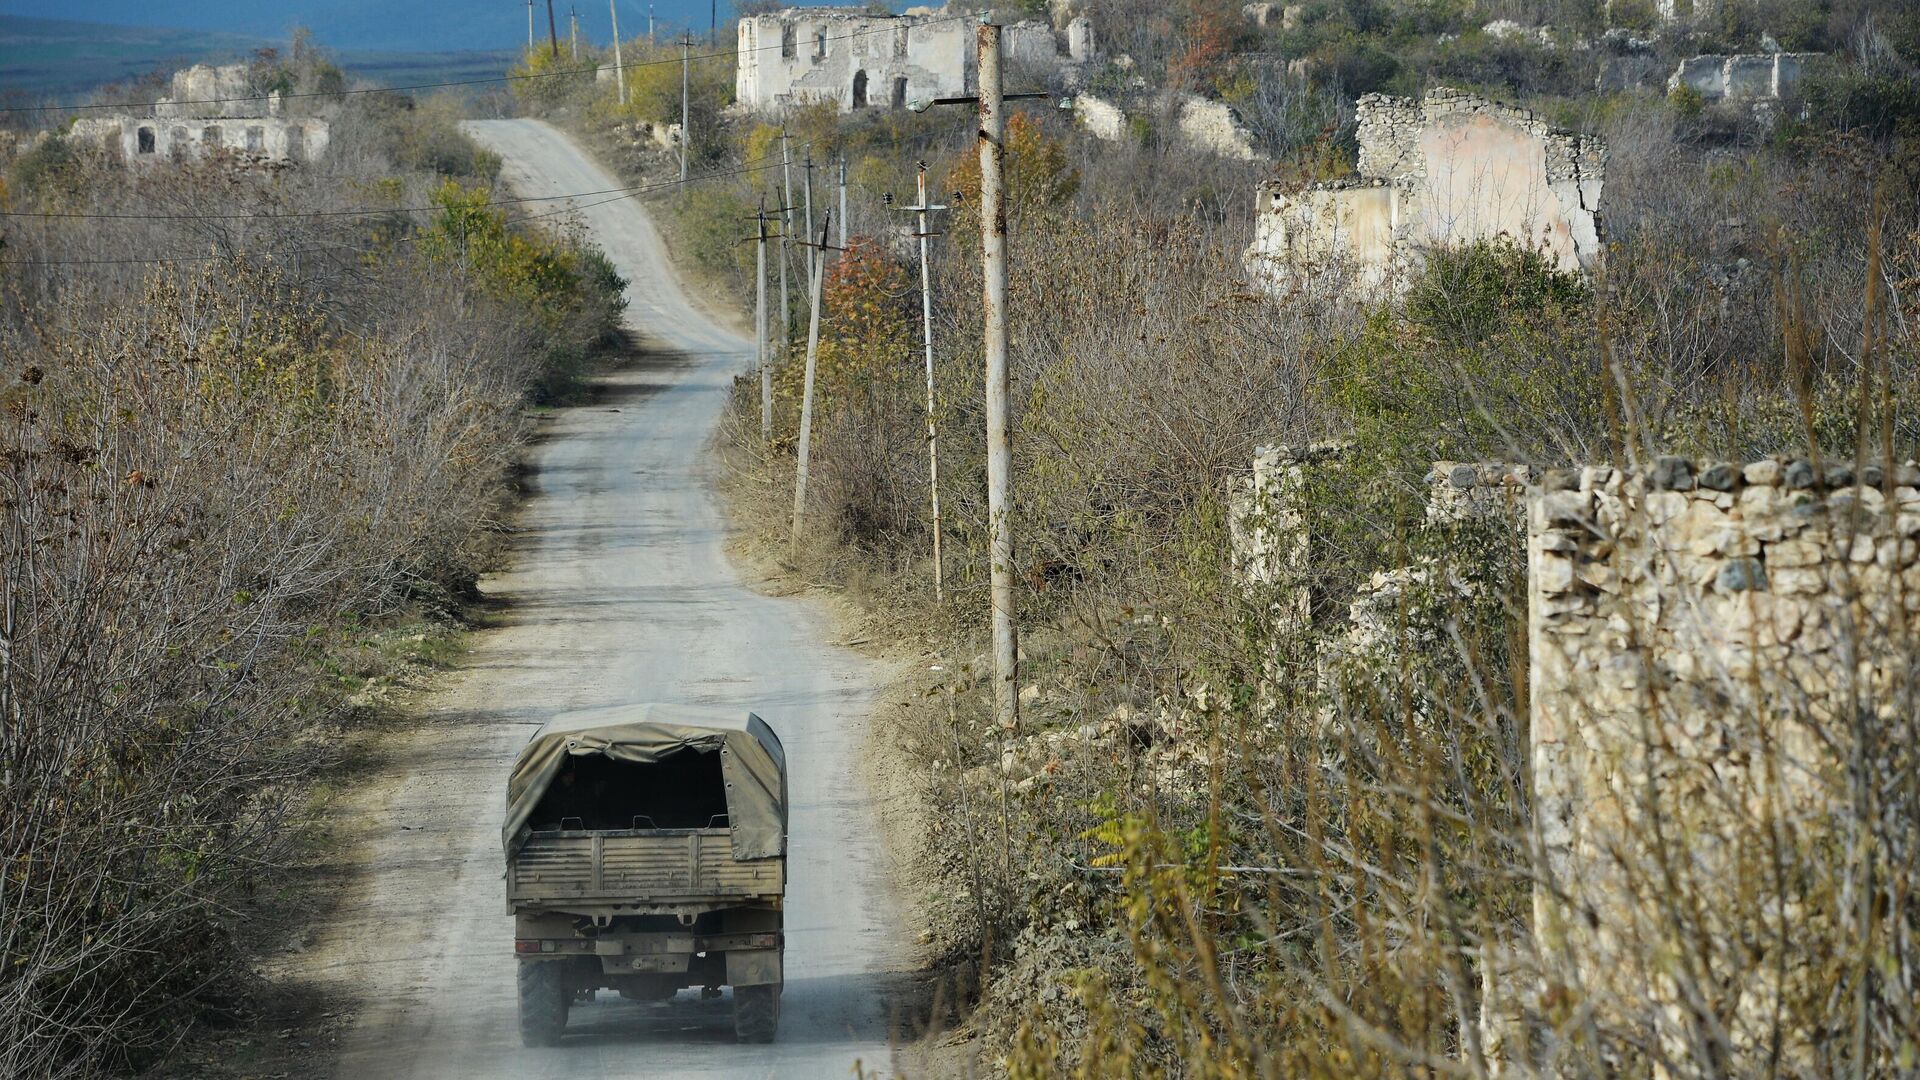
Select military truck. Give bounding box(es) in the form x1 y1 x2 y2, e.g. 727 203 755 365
503 704 787 1046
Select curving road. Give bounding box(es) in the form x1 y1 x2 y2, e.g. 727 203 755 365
300 118 909 1080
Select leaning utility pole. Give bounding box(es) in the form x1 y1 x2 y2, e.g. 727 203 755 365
791 215 832 545
977 22 1018 731
837 157 848 252
609 0 626 104
569 6 579 59
891 165 949 602
756 199 772 445
679 34 691 181
546 0 561 56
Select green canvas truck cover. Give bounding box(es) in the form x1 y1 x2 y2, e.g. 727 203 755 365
504 703 787 861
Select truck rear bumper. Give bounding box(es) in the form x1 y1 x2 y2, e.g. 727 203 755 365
514 931 783 983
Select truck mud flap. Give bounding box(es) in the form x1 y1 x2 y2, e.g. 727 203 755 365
725 948 782 987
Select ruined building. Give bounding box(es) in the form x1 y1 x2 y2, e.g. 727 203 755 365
734 8 1084 113
68 63 330 167
1246 88 1603 295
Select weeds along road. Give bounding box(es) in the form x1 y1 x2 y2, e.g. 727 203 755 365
299 118 910 1080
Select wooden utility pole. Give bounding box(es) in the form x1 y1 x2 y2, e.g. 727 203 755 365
679 35 691 181
569 6 579 59
791 214 832 545
547 0 561 56
609 0 626 104
892 165 949 601
977 23 1018 731
756 198 772 445
837 157 848 252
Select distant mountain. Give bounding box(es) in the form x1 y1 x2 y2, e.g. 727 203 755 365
0 1 753 54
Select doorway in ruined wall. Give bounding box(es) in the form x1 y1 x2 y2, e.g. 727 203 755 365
169 126 188 162
781 21 795 58
891 76 907 109
136 126 156 154
852 70 868 108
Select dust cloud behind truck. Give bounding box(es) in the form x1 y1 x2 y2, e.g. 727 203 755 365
503 704 787 1045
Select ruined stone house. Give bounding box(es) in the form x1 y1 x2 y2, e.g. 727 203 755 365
1668 51 1817 101
734 8 1081 113
1246 88 1604 295
67 63 330 167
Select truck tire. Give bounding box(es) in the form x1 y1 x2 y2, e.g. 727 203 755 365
518 960 569 1047
732 984 779 1044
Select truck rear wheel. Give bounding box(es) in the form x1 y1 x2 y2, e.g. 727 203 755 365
732 983 779 1044
518 960 569 1047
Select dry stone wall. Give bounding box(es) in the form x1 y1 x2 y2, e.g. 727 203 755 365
1527 456 1920 1073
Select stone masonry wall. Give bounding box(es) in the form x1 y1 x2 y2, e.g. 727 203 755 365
1528 456 1920 1072
1249 88 1605 296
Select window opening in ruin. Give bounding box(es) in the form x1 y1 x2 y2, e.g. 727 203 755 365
136 127 155 154
852 70 868 108
891 76 908 109
781 21 795 58
169 127 188 162
894 26 908 58
246 126 265 152
529 749 730 832
287 128 305 162
813 28 826 61
203 126 222 148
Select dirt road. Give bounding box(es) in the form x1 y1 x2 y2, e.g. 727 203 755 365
296 118 910 1079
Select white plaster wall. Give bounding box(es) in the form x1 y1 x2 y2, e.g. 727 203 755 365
1416 111 1586 274
71 115 329 165
736 11 972 113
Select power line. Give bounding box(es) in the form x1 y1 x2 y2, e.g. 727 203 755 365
0 157 782 266
0 15 967 115
0 158 785 222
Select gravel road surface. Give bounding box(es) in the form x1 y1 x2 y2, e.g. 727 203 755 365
298 118 909 1080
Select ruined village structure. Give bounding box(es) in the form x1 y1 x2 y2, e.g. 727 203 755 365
734 8 1092 113
1246 88 1604 295
69 63 330 166
1231 446 1920 1073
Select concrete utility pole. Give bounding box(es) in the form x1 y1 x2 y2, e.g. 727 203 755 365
802 148 814 253
648 3 655 42
547 0 561 56
756 198 772 445
527 0 535 51
837 157 848 252
779 132 793 350
569 6 579 59
791 214 832 545
977 23 1018 731
892 165 949 602
680 35 691 181
609 0 626 104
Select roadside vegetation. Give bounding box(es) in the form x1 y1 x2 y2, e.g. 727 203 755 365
0 40 624 1078
502 0 1920 1074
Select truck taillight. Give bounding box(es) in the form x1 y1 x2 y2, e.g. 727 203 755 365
514 939 540 954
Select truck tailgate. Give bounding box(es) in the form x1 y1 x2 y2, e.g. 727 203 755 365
508 828 782 906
